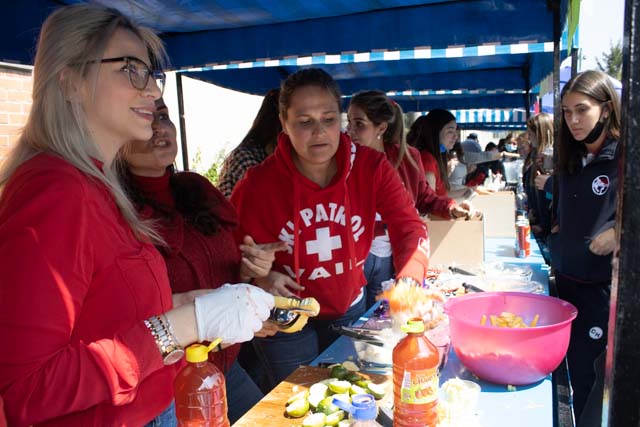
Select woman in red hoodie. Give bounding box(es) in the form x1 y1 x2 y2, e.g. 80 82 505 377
230 68 431 388
347 91 477 307
118 98 284 423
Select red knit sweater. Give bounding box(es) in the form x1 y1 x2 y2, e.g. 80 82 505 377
132 171 242 372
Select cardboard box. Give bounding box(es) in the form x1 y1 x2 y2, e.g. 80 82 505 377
423 217 485 267
470 191 516 238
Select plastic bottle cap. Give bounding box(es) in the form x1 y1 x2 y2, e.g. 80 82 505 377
350 394 378 421
185 338 221 363
401 318 425 334
332 394 377 421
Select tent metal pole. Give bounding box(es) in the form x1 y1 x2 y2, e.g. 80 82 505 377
176 72 189 171
570 47 579 77
605 0 640 425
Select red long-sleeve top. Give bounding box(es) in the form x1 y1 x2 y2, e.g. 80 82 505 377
0 154 175 426
384 143 453 217
418 150 447 196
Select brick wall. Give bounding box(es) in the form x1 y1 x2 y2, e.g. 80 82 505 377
0 64 33 162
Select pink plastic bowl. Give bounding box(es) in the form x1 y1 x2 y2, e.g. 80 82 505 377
444 292 577 385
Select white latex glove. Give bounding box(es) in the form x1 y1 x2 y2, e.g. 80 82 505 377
194 283 275 344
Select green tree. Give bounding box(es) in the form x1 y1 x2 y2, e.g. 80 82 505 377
202 149 226 185
596 41 622 81
190 147 226 185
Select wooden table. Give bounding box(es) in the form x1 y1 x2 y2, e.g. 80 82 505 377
233 366 391 426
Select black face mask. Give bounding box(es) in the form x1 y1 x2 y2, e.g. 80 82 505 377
573 119 606 145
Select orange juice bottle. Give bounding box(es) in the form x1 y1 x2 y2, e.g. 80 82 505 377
392 319 439 427
174 341 229 427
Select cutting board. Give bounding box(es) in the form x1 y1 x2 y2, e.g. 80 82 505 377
233 366 391 426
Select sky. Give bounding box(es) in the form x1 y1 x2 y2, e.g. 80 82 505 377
163 73 263 173
578 0 625 70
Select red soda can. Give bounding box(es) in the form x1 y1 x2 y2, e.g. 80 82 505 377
515 220 531 258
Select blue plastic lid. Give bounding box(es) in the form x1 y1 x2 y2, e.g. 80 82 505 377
333 394 377 421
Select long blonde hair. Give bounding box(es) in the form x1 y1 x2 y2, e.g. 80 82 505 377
526 113 554 153
0 5 166 241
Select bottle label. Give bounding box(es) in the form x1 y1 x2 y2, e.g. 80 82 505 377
400 368 439 404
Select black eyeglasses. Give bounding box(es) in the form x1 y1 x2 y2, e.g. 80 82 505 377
86 56 166 95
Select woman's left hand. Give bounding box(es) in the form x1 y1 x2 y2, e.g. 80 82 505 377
239 235 289 279
534 172 550 191
589 228 616 256
449 201 482 220
474 186 494 195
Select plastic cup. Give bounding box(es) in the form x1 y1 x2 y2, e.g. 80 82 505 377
438 379 481 426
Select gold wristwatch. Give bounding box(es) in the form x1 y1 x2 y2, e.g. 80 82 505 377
144 315 185 365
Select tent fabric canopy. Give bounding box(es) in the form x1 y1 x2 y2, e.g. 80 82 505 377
182 49 557 111
1 0 569 117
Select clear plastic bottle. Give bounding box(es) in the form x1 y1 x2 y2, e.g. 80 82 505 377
392 319 439 427
174 340 229 427
332 394 382 426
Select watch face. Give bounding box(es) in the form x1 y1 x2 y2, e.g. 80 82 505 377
164 348 185 365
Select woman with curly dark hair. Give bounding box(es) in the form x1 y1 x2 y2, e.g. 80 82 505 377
118 98 288 423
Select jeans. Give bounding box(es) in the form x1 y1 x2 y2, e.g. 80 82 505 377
363 252 395 309
253 295 366 391
225 360 263 424
144 401 176 427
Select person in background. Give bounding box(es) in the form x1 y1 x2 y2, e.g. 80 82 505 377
0 5 273 425
549 69 620 423
347 91 476 308
524 113 554 263
461 132 482 153
406 111 455 196
498 133 521 161
217 88 281 198
118 98 285 423
210 88 284 389
481 142 506 184
230 68 431 389
407 110 497 201
520 129 535 199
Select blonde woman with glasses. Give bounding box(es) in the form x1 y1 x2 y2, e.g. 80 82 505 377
0 5 274 426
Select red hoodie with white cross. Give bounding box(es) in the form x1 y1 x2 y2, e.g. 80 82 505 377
231 132 430 319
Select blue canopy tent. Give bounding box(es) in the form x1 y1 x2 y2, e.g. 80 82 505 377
2 1 568 111
0 0 568 67
181 49 552 112
0 0 569 150
449 108 529 130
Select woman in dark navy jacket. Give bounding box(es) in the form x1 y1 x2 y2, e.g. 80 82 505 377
550 70 620 423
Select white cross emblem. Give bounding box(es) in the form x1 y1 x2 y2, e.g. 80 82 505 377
306 227 342 262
